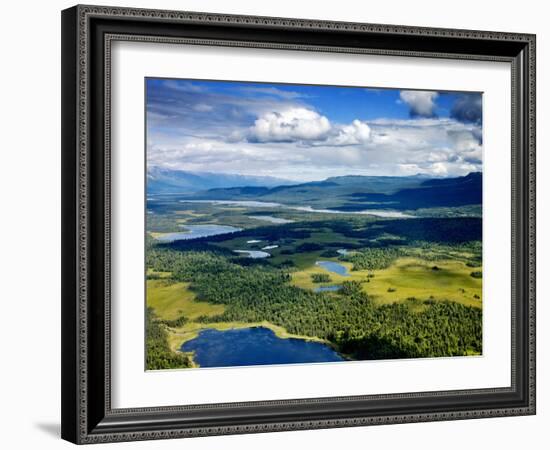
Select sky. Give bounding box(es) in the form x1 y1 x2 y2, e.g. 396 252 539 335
146 78 482 182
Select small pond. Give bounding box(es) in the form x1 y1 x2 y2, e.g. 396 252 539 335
234 250 271 259
314 285 342 293
315 261 350 277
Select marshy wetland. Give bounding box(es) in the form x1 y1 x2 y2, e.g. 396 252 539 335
146 180 483 370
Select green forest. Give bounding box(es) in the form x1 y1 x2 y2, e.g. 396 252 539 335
145 200 483 370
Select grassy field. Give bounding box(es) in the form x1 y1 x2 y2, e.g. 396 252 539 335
291 256 482 308
146 279 225 320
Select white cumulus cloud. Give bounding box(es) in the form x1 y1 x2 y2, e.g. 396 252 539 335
328 120 371 146
249 108 331 142
149 108 482 180
399 90 439 117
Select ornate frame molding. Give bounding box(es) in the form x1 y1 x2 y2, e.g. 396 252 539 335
61 5 536 444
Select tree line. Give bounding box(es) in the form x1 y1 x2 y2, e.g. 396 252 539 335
146 307 193 370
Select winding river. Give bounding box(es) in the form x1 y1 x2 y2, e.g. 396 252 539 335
180 199 413 218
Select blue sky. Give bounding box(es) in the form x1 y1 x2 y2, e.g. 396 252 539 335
146 78 482 181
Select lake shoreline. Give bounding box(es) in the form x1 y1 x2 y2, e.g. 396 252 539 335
167 321 350 368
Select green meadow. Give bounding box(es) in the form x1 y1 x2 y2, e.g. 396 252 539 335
291 257 482 308
146 279 225 321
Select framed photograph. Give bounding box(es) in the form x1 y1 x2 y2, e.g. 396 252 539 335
61 5 536 444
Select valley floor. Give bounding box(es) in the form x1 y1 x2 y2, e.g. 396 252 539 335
145 197 483 370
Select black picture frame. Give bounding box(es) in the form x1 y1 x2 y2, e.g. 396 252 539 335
61 4 536 444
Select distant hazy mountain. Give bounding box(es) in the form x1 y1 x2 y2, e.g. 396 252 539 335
184 172 482 211
344 172 482 210
324 174 431 194
147 167 294 194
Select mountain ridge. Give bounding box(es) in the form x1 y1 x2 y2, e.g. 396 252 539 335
147 167 294 193
173 171 482 211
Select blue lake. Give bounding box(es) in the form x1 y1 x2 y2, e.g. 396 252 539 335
181 327 345 368
315 261 350 276
154 224 242 242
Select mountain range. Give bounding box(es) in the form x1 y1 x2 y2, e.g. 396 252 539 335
148 167 482 211
343 172 482 210
147 167 294 194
